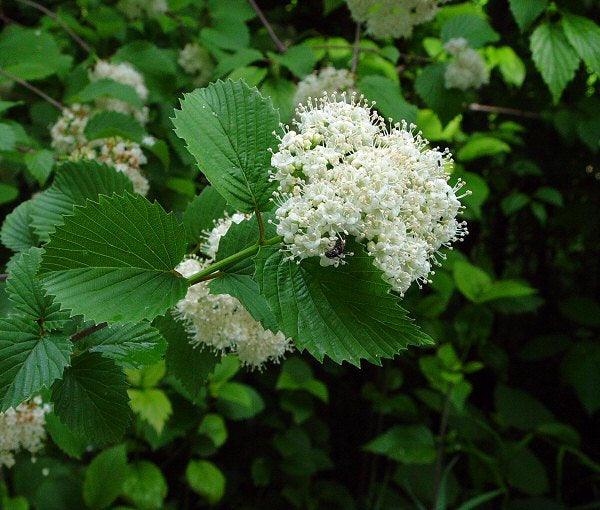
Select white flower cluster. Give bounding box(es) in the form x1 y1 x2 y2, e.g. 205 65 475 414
49 60 152 195
444 37 489 91
271 94 468 295
50 103 90 154
0 396 50 469
175 214 293 371
346 0 442 39
89 60 149 124
178 43 214 87
117 0 168 19
293 67 355 109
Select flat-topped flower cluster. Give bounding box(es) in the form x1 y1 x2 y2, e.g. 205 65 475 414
444 37 489 91
175 214 293 371
271 94 468 295
0 396 51 469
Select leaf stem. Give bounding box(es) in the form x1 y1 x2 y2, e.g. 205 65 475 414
247 0 287 54
17 0 92 53
431 385 453 510
256 208 266 244
71 322 108 342
0 67 64 110
186 235 283 285
468 103 542 119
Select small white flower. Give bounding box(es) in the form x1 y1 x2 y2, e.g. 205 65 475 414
271 93 469 295
294 67 355 109
444 38 489 91
117 0 168 18
50 104 91 153
178 43 214 87
0 397 51 468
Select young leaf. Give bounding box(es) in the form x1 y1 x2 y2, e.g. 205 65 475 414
155 312 219 400
254 241 432 366
364 425 436 464
186 460 226 504
561 14 600 77
6 247 70 330
128 388 172 434
51 352 130 446
24 150 55 186
121 461 168 510
0 199 38 252
76 322 167 369
31 160 133 242
173 79 280 213
508 0 547 32
183 186 235 245
39 192 188 324
530 22 580 103
0 317 72 411
83 444 128 509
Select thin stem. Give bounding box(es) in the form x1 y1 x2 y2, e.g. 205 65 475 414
256 209 266 244
17 0 92 53
0 67 64 110
186 235 283 285
71 322 108 342
247 0 286 54
351 23 361 74
431 386 453 510
195 270 224 283
312 44 379 53
468 102 542 119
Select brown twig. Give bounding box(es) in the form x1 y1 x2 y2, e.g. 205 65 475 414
0 67 64 110
351 23 361 74
71 322 108 342
431 386 453 510
468 102 543 119
247 0 286 54
17 0 91 53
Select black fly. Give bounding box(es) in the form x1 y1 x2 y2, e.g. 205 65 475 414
325 237 346 259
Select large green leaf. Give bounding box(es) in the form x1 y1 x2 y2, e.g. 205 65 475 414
440 15 500 48
1 199 38 252
509 0 547 31
39 192 188 324
254 241 432 366
51 352 130 446
415 64 465 125
83 445 128 509
77 322 167 369
31 160 133 242
530 22 580 103
172 79 280 213
561 14 600 77
155 312 219 401
182 186 235 245
5 247 70 329
0 317 72 411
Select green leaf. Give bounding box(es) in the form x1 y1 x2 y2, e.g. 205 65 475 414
505 444 549 495
128 388 172 434
228 66 267 88
364 425 436 463
121 461 168 510
276 357 329 402
457 137 511 161
357 75 418 124
453 261 492 302
173 79 280 213
561 342 600 415
77 322 167 369
254 241 432 366
0 184 18 205
495 384 555 430
479 280 536 302
39 192 188 324
24 150 55 186
0 27 72 81
84 111 145 143
1 200 38 252
0 123 16 151
71 79 144 108
198 413 228 448
215 381 265 420
45 412 88 459
182 186 234 245
186 460 226 504
530 22 580 103
214 48 263 78
508 0 547 31
0 317 72 412
268 46 317 78
534 186 563 206
441 15 500 48
30 160 133 242
51 352 130 446
261 77 296 122
559 297 600 327
155 312 219 400
6 247 70 329
486 46 526 87
561 14 600 77
415 64 465 125
455 490 503 510
83 445 128 509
